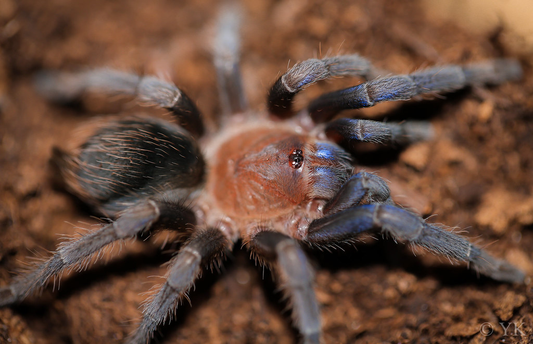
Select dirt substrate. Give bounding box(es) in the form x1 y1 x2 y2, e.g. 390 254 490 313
1 0 533 343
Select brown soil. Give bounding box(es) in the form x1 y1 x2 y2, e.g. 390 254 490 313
1 0 532 343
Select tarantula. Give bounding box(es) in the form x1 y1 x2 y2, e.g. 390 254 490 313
0 5 526 344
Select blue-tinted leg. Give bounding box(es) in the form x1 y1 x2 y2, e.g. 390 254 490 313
323 171 393 216
325 118 434 146
268 54 380 118
306 204 525 283
309 59 522 122
126 227 230 344
249 231 321 344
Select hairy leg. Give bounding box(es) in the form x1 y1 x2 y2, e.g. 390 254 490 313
249 231 321 344
323 171 393 215
308 59 522 122
305 204 524 283
35 68 205 136
325 118 433 146
213 4 248 117
126 227 230 344
0 198 195 307
268 54 380 118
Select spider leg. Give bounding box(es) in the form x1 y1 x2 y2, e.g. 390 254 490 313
249 231 321 344
323 171 393 216
34 69 204 136
309 59 522 122
268 54 380 118
213 4 248 116
325 118 433 146
0 198 195 307
305 204 525 283
126 227 230 344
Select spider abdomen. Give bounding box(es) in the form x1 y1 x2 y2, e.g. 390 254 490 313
56 116 205 215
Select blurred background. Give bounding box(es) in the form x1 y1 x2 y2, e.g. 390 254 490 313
422 0 533 54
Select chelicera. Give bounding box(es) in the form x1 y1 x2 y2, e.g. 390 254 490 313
0 5 525 344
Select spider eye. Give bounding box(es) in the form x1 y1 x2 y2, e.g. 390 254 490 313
289 149 304 169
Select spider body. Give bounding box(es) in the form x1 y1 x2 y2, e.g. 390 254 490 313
0 5 527 344
203 119 351 240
